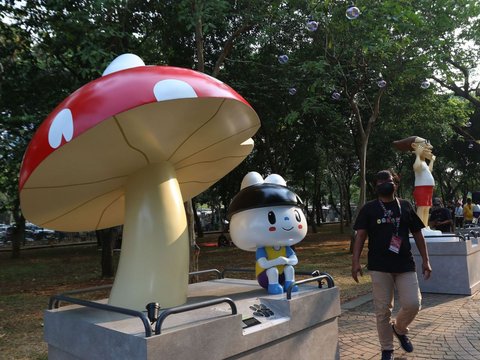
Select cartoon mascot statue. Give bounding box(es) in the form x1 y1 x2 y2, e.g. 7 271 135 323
227 172 307 294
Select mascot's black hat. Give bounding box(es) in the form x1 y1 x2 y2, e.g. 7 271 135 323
226 183 303 220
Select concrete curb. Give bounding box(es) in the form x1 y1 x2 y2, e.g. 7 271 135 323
341 293 373 312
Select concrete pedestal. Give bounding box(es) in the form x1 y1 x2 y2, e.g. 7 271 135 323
411 238 480 295
44 279 341 360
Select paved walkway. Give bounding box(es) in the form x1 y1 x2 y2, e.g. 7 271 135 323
339 291 480 359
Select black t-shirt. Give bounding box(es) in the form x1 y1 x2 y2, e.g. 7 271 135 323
429 207 452 232
353 198 425 273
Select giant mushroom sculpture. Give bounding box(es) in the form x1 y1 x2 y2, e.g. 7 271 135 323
19 54 260 310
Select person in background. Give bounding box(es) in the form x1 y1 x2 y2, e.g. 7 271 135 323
464 198 474 226
473 202 480 224
428 198 453 233
454 201 464 230
446 200 455 229
352 170 432 360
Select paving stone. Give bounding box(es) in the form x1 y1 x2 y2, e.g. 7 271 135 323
339 292 480 359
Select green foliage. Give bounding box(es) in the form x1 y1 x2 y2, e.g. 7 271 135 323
1 0 480 230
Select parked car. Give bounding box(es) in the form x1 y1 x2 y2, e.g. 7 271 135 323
25 223 55 240
34 228 55 240
4 225 16 243
0 224 8 238
0 224 9 244
1 224 55 242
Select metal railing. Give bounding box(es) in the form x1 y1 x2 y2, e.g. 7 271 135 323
285 272 335 300
422 234 465 241
47 267 335 337
189 268 223 279
48 292 153 337
154 297 237 335
221 268 326 278
48 284 113 309
48 269 225 338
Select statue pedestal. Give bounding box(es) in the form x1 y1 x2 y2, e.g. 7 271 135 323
410 235 480 295
44 279 341 360
421 227 442 237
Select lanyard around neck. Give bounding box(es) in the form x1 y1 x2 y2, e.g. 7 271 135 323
378 198 402 235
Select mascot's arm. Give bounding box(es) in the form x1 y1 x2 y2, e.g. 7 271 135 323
285 246 298 266
429 155 435 172
256 247 288 269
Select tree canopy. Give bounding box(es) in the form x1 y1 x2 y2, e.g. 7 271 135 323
1 0 480 237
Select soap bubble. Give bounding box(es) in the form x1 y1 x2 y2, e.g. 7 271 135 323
306 20 319 32
346 5 360 20
278 55 289 64
420 80 430 89
331 90 341 100
288 87 297 96
377 79 387 88
468 143 474 149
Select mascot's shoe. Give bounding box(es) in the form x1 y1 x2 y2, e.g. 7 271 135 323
283 281 298 292
268 283 284 294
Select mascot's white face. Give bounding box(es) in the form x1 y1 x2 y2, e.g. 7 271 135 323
228 172 307 252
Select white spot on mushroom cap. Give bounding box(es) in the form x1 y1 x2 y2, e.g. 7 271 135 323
102 53 146 76
153 79 198 101
48 109 74 149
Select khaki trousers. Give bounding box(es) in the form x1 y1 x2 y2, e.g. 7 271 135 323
370 271 422 351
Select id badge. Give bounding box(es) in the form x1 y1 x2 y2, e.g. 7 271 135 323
388 235 402 254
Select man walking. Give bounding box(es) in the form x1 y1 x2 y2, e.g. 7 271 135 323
352 170 432 360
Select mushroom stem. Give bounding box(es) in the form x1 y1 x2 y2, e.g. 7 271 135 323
108 162 189 310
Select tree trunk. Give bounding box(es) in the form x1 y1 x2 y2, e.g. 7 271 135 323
11 226 22 259
309 207 318 233
193 1 205 72
339 182 344 234
345 183 353 225
193 201 203 238
11 208 25 259
358 138 368 208
316 203 324 225
312 169 319 231
350 136 369 253
96 228 115 278
348 88 384 251
185 200 200 283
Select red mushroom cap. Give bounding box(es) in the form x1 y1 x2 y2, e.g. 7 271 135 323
19 65 259 231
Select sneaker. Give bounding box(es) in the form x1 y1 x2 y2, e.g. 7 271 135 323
392 325 414 352
381 350 394 360
267 283 284 294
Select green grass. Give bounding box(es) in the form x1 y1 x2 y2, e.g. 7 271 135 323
0 224 371 359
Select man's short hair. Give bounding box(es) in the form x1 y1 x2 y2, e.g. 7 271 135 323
375 169 399 184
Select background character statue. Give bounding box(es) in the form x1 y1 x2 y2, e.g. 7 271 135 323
227 172 307 294
393 136 436 227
